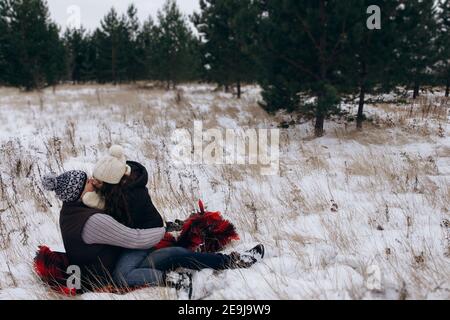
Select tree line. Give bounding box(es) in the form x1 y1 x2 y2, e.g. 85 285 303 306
0 0 448 136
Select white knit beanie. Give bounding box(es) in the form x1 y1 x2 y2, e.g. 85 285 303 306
93 145 131 184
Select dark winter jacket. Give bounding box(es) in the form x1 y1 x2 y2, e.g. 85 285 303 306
124 161 164 229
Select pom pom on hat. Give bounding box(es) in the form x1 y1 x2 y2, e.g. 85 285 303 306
109 145 125 159
42 174 58 191
41 171 87 203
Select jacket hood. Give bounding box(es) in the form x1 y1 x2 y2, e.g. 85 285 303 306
126 161 149 189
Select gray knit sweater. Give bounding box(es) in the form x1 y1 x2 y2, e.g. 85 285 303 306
81 214 165 249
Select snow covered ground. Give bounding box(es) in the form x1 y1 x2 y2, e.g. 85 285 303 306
0 84 448 300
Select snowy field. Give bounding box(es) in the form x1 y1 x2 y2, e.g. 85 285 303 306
0 84 448 300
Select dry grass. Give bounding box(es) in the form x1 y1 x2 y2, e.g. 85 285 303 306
0 84 448 300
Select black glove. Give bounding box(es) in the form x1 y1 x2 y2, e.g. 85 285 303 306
165 219 184 232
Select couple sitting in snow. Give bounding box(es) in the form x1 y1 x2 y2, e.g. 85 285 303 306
42 145 264 296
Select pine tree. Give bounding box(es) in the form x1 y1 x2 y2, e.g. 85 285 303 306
0 6 9 84
94 7 129 83
152 0 200 89
395 0 438 99
437 0 450 97
81 33 98 82
257 0 361 137
192 0 259 98
343 0 400 129
63 27 92 83
123 4 145 82
44 22 66 87
1 0 65 89
139 16 158 80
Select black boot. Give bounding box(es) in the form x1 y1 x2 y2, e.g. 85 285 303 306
163 271 193 299
229 244 265 268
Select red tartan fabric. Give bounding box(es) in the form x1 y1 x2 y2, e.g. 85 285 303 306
176 210 240 252
154 200 240 252
33 246 77 296
153 233 177 250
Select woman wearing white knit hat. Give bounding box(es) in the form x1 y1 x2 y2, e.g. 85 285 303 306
93 145 132 184
82 145 165 230
82 145 130 211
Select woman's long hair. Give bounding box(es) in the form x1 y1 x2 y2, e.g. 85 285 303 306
98 176 133 227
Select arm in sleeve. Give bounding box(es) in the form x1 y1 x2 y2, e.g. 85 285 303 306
81 214 165 249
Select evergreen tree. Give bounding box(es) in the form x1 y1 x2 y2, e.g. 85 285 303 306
437 0 450 97
0 6 9 84
123 4 145 82
257 0 361 137
395 0 438 99
139 16 158 80
44 22 66 87
192 0 259 98
94 7 129 83
152 0 200 89
1 0 65 89
81 33 98 82
343 0 400 129
63 27 92 83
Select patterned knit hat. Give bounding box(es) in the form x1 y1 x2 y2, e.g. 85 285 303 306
42 170 87 203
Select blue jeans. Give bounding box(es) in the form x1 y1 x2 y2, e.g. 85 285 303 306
113 247 232 288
